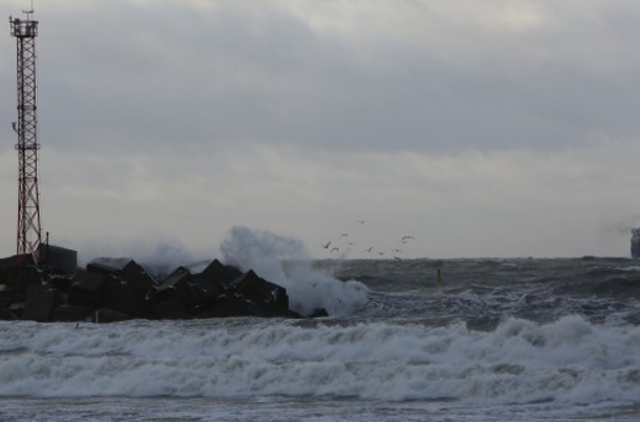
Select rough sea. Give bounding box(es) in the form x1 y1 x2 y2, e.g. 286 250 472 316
2 257 640 421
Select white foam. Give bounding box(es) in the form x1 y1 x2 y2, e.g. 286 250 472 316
220 226 369 316
1 316 640 405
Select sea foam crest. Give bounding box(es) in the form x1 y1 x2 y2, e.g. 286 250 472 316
1 316 640 403
220 226 368 317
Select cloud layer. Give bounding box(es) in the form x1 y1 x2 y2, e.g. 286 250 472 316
1 0 640 259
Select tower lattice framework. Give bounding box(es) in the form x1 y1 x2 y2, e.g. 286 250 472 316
10 12 42 261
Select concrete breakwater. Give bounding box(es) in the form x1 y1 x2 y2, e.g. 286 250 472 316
0 254 321 322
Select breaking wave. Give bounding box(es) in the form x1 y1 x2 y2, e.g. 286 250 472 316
1 316 639 405
220 226 369 317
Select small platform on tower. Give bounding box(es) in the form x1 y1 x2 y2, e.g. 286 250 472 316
10 16 38 38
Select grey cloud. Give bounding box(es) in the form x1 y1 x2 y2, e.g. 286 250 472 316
8 1 640 158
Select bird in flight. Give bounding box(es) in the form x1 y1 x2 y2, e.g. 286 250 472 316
330 247 339 253
401 235 416 244
322 241 331 249
356 220 367 224
364 247 374 253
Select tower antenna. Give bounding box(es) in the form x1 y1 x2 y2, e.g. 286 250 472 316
22 0 34 18
10 7 42 263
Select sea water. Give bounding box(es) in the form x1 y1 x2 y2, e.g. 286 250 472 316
1 257 640 421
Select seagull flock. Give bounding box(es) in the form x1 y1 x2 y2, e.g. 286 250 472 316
319 220 417 260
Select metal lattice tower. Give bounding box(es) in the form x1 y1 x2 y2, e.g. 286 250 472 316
10 10 42 262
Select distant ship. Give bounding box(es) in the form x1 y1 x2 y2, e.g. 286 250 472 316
632 228 640 259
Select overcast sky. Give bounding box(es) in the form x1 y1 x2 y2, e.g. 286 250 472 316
1 0 640 262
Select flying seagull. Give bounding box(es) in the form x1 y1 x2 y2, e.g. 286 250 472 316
330 247 339 253
322 241 331 249
401 235 416 244
11 122 18 134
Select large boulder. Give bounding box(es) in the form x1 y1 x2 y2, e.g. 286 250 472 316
152 296 192 320
23 283 56 322
68 270 107 308
152 266 228 318
101 278 149 317
154 267 194 309
51 304 93 322
228 270 290 317
1 252 303 322
202 259 243 288
82 259 156 319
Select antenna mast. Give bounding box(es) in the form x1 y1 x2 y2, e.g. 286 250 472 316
10 7 42 262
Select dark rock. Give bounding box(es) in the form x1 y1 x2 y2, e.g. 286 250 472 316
7 303 24 319
202 259 243 288
121 260 157 291
0 307 17 320
1 251 307 322
201 293 256 318
46 273 74 291
187 273 224 305
152 296 192 320
101 279 149 317
51 304 93 322
88 259 156 290
92 308 132 323
88 257 133 271
0 286 24 320
23 283 56 322
86 261 124 278
155 267 195 309
229 270 290 317
1 263 43 291
69 270 107 307
0 287 24 306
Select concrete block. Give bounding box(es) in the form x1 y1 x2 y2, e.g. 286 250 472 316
152 296 191 320
156 267 196 308
92 308 132 323
101 279 149 317
230 270 290 316
121 260 157 291
202 259 243 288
187 273 224 305
51 304 93 322
69 270 107 307
23 283 56 322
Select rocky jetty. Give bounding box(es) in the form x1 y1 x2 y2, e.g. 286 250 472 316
0 252 303 322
